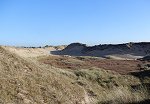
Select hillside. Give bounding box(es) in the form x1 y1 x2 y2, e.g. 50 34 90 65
0 45 150 104
0 46 85 104
52 42 150 59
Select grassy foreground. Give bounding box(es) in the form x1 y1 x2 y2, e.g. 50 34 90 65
0 46 150 104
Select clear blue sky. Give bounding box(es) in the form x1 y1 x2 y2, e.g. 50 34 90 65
0 0 150 46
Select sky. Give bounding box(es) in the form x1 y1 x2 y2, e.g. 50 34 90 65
0 0 150 46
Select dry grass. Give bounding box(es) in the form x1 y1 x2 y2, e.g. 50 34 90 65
0 46 150 104
0 47 85 104
38 55 150 74
67 68 149 104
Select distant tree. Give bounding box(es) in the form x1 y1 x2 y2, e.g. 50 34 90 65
45 45 49 47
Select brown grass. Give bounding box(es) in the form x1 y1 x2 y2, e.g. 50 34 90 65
0 47 85 104
0 46 150 104
38 55 150 74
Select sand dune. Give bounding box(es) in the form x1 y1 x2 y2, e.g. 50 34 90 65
52 42 150 59
0 44 150 104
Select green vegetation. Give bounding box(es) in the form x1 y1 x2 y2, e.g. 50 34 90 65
56 67 150 104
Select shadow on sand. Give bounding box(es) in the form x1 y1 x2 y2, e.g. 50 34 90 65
50 49 144 58
128 99 150 104
130 70 150 80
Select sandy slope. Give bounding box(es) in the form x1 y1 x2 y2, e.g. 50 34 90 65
2 46 63 58
0 45 150 104
53 42 150 59
0 46 86 104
